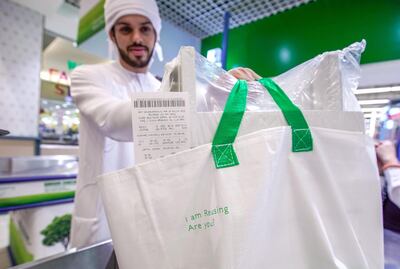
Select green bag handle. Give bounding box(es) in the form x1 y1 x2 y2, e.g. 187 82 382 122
211 78 313 169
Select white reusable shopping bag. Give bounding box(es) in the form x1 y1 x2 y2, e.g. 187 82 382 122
98 78 383 269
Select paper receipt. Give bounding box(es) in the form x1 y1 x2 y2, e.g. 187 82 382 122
131 92 191 164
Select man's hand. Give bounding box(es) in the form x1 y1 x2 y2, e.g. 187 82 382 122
228 67 261 81
376 141 399 172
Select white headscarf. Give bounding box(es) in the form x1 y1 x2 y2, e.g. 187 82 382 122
104 0 163 62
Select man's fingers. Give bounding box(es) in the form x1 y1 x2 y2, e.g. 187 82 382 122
245 68 261 80
242 68 255 80
228 67 261 81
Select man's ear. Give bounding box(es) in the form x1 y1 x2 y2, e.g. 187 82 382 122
109 28 116 43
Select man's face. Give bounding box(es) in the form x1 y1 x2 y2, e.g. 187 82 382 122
111 15 156 71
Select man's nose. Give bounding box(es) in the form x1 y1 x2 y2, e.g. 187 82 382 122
130 30 143 44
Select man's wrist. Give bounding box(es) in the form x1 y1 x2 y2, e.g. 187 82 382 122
382 162 400 171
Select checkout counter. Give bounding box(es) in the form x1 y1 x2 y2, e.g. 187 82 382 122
0 154 119 268
0 155 77 212
0 155 81 267
0 126 119 268
9 240 118 269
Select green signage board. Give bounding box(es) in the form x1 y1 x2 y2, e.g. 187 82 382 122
77 0 106 45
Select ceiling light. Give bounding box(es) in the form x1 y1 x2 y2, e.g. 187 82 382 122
363 113 372 118
354 86 400 95
361 107 387 113
358 99 390 105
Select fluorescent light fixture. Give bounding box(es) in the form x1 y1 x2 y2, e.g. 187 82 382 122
363 112 378 118
363 113 372 118
367 111 378 137
361 107 387 113
358 99 390 105
354 86 400 95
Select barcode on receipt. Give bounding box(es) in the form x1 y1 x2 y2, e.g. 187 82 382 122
134 99 186 108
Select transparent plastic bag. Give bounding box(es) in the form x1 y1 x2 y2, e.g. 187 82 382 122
160 41 365 112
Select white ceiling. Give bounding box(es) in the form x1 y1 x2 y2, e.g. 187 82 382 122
156 0 313 38
11 0 315 40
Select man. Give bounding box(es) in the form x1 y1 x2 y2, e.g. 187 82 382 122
376 140 400 267
69 0 260 249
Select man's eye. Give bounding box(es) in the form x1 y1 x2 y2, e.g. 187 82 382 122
119 27 132 34
141 26 151 34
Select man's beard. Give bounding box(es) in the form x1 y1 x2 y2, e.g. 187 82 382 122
117 43 154 69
